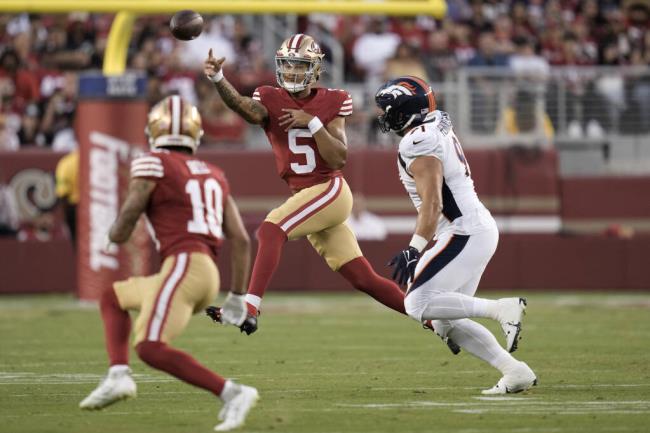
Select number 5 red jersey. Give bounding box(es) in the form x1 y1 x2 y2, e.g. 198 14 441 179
253 86 353 191
130 149 230 261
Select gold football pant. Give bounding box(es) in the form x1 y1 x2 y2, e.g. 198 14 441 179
265 176 362 270
114 252 220 345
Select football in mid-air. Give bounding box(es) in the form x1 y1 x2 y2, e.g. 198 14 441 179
170 10 203 41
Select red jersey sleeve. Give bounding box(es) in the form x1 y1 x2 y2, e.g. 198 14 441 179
337 90 353 117
130 153 164 181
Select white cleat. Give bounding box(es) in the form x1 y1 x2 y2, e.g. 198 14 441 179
482 361 537 395
79 366 137 410
496 297 527 353
214 384 259 431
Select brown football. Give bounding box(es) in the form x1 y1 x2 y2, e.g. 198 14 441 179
170 10 203 41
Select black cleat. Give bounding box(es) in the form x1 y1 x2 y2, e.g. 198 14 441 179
423 320 461 355
239 314 258 335
205 306 259 335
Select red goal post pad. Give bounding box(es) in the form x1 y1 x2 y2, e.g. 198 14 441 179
75 73 154 300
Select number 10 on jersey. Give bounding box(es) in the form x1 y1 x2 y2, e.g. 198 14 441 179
185 178 223 238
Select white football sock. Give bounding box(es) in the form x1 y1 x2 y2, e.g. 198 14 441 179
447 319 518 374
108 364 130 375
220 380 240 402
421 292 500 320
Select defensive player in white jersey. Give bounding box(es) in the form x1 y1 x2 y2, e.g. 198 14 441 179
375 76 537 394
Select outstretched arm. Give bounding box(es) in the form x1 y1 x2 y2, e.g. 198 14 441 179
109 178 156 243
279 110 348 169
204 49 268 125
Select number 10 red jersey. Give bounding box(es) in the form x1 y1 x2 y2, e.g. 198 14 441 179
131 149 230 261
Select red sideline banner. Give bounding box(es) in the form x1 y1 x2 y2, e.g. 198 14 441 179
75 74 153 300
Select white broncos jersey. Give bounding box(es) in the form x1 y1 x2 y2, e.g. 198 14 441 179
397 111 495 238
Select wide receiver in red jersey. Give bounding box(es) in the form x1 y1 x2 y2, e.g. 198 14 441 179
79 95 258 431
203 34 407 330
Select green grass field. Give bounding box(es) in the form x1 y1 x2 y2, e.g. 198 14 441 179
1 292 649 433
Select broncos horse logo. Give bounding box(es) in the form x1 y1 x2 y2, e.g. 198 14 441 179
377 81 418 99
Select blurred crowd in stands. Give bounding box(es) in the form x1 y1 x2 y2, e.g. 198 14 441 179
0 0 648 151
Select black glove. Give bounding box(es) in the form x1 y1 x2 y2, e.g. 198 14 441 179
388 246 421 286
205 306 259 335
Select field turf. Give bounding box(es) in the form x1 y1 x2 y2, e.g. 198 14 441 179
0 292 649 433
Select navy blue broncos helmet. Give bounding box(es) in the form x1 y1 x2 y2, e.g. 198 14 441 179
374 76 437 133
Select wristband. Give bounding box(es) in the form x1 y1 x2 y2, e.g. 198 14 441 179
308 116 324 135
409 234 428 252
210 69 224 83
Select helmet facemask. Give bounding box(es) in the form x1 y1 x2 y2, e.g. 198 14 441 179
275 57 318 93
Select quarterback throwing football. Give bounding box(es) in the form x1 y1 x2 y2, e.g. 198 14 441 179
80 96 258 431
376 76 537 394
204 34 407 328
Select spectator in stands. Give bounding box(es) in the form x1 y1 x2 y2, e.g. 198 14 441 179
425 29 458 82
352 17 401 87
468 31 509 67
40 71 77 151
17 102 45 146
509 35 550 80
497 89 554 147
177 16 236 70
0 48 40 115
383 42 428 81
468 31 509 133
347 194 387 241
55 148 79 245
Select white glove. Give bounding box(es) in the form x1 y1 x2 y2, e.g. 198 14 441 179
220 293 247 326
103 232 118 255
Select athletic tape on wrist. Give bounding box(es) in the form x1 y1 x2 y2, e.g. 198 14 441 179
308 116 324 135
409 234 428 252
211 69 224 83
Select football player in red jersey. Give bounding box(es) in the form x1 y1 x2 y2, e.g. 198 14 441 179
79 95 258 432
203 34 407 330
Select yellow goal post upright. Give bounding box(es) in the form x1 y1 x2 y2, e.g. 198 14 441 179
0 0 446 75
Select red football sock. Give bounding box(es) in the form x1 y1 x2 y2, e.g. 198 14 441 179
135 341 225 396
246 221 287 310
99 287 131 366
339 256 406 315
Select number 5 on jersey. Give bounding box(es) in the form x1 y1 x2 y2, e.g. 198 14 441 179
186 178 223 238
288 129 316 174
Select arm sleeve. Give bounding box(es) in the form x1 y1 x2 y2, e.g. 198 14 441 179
130 154 164 180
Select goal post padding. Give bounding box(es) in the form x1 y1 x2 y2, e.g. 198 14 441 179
76 73 154 300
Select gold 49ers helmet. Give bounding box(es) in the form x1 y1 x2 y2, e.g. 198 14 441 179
275 34 324 93
145 95 204 153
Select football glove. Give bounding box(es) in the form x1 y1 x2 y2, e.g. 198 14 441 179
220 293 247 326
388 246 421 286
205 305 259 335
